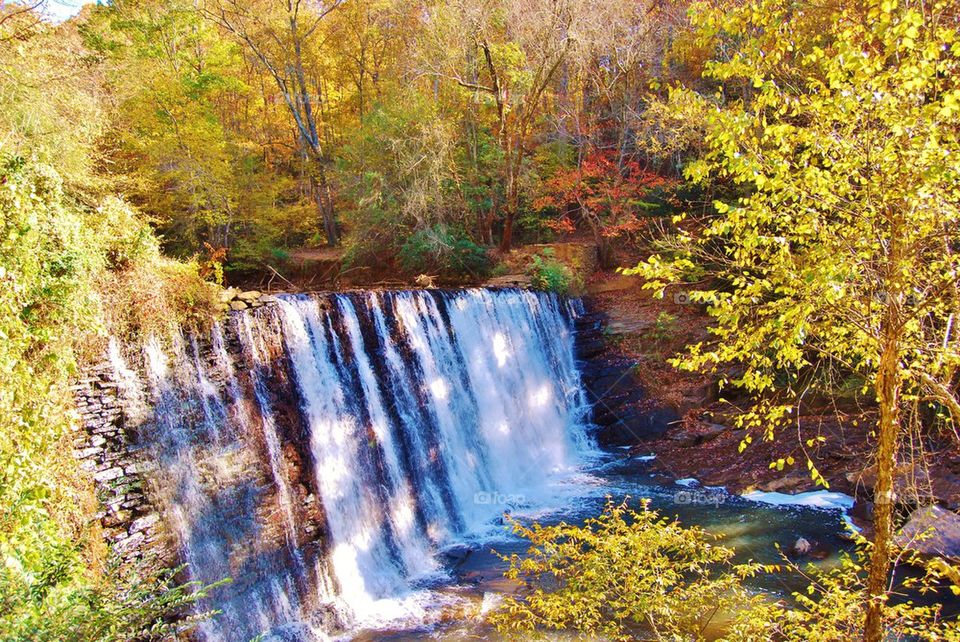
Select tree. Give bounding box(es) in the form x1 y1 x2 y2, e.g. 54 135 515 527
203 0 344 246
87 0 245 253
422 0 583 251
627 2 960 640
534 148 671 267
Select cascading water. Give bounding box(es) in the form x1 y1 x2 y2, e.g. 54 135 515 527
110 288 594 641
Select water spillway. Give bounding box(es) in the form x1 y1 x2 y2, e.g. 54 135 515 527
111 288 593 641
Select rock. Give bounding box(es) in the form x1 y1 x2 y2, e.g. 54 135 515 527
114 531 145 555
130 513 160 534
237 290 262 301
230 300 248 311
849 462 934 507
94 466 124 482
102 510 132 529
414 274 436 288
259 294 279 304
597 406 681 446
850 498 873 524
792 537 812 556
124 460 153 475
758 471 813 494
440 543 474 569
576 338 606 359
486 274 532 287
896 505 960 558
218 287 240 303
669 422 728 447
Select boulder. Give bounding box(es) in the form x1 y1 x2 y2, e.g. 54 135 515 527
849 462 932 505
597 406 681 446
218 287 240 303
758 471 814 494
237 290 262 301
230 300 248 311
896 505 960 558
792 537 812 556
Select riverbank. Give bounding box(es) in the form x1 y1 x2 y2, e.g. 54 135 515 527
581 267 960 540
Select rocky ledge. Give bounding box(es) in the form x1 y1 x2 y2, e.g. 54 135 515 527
218 287 279 311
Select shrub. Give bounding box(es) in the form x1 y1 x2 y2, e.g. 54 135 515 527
0 157 218 641
649 311 679 343
490 500 960 641
489 499 767 641
527 249 574 294
398 224 492 280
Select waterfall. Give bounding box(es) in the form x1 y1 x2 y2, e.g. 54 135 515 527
111 288 592 641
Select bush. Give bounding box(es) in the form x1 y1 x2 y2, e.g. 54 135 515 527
489 499 767 640
490 500 960 641
0 157 218 641
526 249 574 294
398 224 492 280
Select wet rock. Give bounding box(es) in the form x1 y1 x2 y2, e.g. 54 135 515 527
575 338 606 359
792 537 812 555
896 505 960 558
597 406 680 446
440 543 474 569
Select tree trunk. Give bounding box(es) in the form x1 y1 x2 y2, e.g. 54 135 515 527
310 173 338 246
500 183 517 252
863 324 901 641
499 144 521 252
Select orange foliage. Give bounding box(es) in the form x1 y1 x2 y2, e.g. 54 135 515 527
534 151 673 238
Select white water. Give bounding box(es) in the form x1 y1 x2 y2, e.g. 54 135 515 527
112 288 594 641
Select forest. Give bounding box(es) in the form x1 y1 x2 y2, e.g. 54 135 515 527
1 0 959 640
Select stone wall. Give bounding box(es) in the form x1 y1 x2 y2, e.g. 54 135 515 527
71 363 169 565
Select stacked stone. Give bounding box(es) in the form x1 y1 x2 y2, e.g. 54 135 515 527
218 288 279 311
70 364 167 564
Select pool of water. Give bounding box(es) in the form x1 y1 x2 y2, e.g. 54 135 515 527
346 448 855 641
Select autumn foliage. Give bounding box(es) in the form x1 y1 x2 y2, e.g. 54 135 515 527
534 150 673 259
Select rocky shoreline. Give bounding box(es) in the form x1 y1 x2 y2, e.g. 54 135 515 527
581 269 960 551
